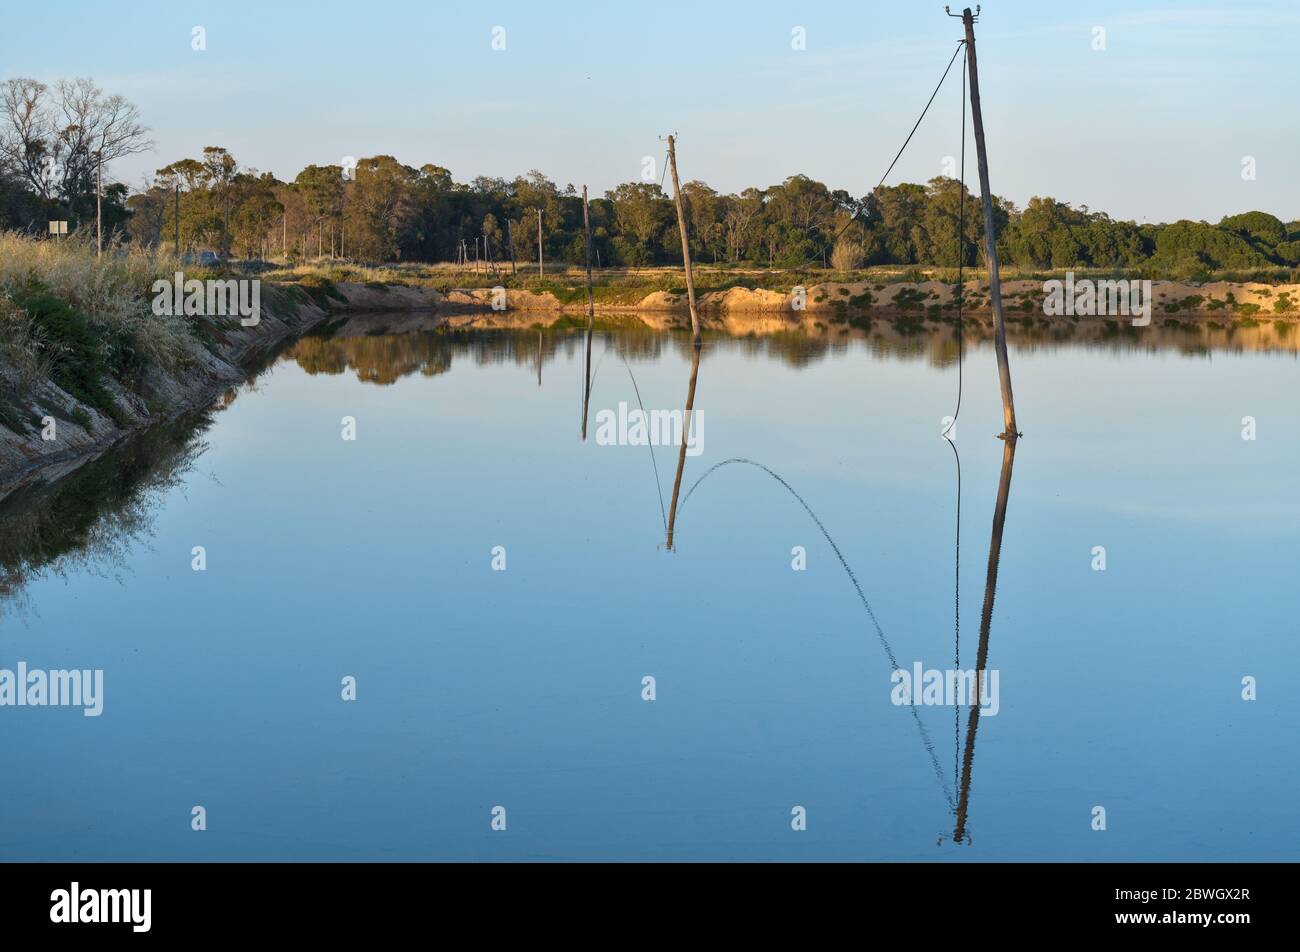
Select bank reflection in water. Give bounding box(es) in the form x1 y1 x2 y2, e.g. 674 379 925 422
281 312 1300 390
0 413 213 619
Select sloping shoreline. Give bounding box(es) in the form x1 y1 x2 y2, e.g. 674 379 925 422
4 275 1297 498
0 293 329 499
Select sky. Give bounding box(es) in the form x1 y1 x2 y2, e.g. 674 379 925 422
1 0 1296 224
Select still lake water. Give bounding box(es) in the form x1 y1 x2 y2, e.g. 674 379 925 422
1 315 1297 861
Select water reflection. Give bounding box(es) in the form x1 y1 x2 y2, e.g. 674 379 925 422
665 344 702 550
581 325 594 440
2 316 1295 860
954 436 1018 844
0 413 212 619
278 313 1298 390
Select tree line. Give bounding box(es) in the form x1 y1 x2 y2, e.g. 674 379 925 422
3 77 1299 278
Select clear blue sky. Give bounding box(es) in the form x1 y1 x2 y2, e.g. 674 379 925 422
3 0 1295 223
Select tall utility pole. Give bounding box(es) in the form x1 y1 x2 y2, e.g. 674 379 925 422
537 209 544 277
581 186 595 440
582 185 595 333
95 152 102 257
507 219 517 275
174 183 181 257
282 213 287 259
665 134 701 346
958 6 1018 439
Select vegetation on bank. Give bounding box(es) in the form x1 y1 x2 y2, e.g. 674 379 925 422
109 151 1300 283
4 76 1300 283
0 234 187 425
0 233 312 439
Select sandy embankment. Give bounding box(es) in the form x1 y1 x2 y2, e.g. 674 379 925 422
328 278 1300 336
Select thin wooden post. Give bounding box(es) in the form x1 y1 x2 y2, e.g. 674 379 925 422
175 183 181 256
507 219 517 275
665 135 702 346
582 185 594 333
580 185 596 440
537 209 544 277
961 7 1018 439
95 152 102 257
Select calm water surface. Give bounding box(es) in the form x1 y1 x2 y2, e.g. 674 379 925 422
1 316 1296 861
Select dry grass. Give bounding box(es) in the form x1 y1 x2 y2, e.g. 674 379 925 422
0 231 192 371
0 296 62 393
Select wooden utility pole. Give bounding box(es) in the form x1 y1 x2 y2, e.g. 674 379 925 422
282 213 286 259
537 209 544 277
174 183 180 257
665 134 701 345
960 6 1018 439
582 185 594 332
95 152 102 257
507 219 517 275
580 185 595 439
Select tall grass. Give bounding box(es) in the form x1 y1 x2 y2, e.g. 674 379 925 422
0 232 193 396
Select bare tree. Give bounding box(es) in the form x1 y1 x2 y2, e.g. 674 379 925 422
0 79 54 198
0 76 151 214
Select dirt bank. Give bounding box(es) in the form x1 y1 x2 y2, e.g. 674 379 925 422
0 291 329 499
325 279 1300 322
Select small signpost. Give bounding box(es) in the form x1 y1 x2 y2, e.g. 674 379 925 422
48 220 68 242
